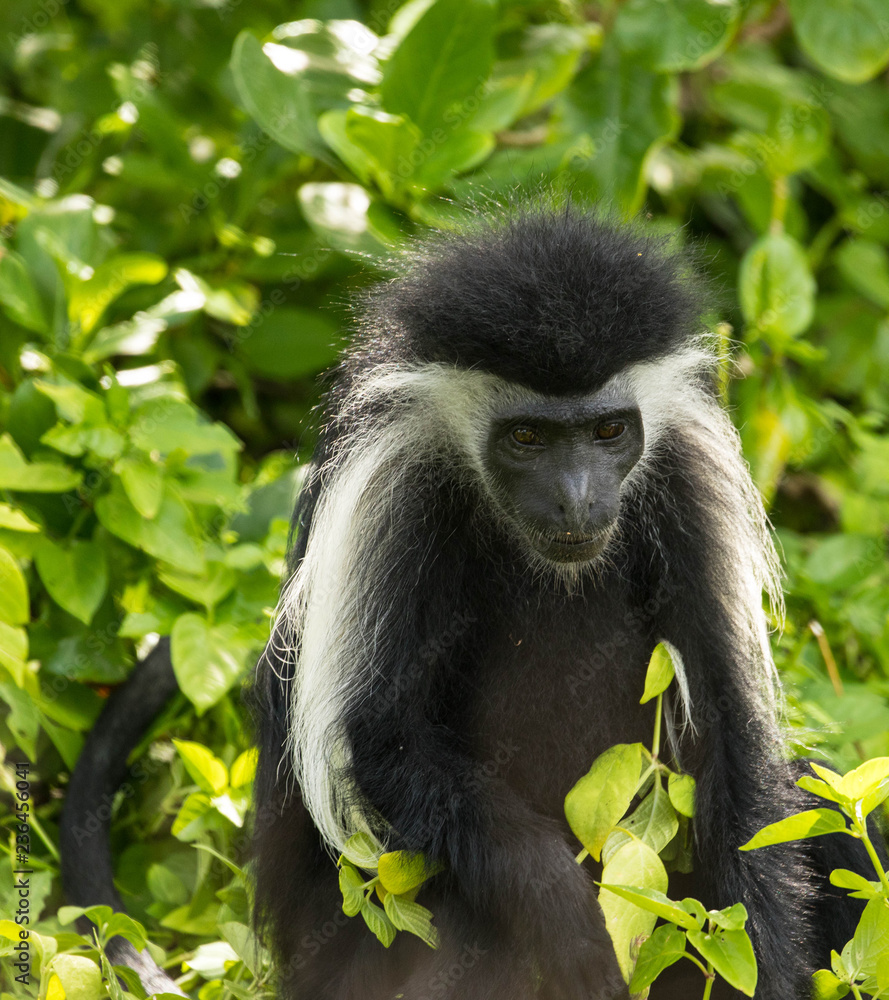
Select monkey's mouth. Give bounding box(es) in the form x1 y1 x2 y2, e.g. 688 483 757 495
533 527 614 563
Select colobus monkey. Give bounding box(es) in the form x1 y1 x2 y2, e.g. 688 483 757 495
61 208 874 999
251 208 876 1000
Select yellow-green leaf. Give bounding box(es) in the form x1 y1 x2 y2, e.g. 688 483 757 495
640 642 675 703
0 546 28 625
173 738 228 794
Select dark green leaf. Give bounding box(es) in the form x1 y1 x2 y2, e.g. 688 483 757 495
170 613 255 713
34 538 108 624
615 0 740 72
563 41 679 213
789 0 889 84
380 0 497 136
629 923 687 992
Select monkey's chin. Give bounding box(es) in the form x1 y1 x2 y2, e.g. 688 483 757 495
532 528 614 564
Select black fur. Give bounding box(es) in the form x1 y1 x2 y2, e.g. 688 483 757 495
250 208 879 1000
355 208 701 394
60 638 187 996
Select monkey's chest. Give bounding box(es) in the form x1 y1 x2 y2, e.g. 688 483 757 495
468 600 658 824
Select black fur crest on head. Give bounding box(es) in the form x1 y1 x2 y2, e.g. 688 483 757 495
356 205 702 395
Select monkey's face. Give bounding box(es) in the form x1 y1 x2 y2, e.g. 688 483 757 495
484 390 644 564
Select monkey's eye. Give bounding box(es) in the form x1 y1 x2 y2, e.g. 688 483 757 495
595 422 626 440
511 427 543 447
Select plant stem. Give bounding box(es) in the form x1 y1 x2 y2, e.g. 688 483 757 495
702 966 715 1000
652 692 663 761
575 848 589 865
28 811 60 862
770 175 788 234
854 820 889 893
682 953 709 977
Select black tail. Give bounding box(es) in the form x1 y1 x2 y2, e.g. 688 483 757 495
60 637 187 996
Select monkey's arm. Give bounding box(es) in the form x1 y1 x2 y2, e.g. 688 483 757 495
651 433 867 1000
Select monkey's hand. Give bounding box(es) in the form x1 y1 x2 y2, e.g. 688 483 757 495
465 814 629 1000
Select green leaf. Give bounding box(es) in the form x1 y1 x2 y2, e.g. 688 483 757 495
171 791 213 838
710 59 831 176
0 434 82 493
231 26 368 162
739 232 816 342
82 312 167 364
360 898 397 948
640 642 675 703
129 398 241 458
218 921 270 979
0 546 28 625
193 843 246 879
49 953 104 1000
620 782 679 855
95 482 204 573
835 239 889 311
380 0 497 136
230 748 258 788
321 107 420 193
843 897 889 979
234 306 341 380
159 562 236 609
491 24 591 119
809 762 845 791
564 40 679 214
115 453 164 519
34 378 104 424
739 808 848 850
668 772 696 818
565 743 644 861
708 903 749 932
42 423 125 460
378 852 435 895
0 680 40 757
804 535 884 589
341 832 383 870
629 923 687 992
69 253 167 334
599 841 669 981
170 613 255 713
811 969 851 1000
0 249 49 333
789 0 889 84
598 884 699 931
837 757 889 814
830 869 881 900
339 861 366 917
615 0 740 72
34 538 108 624
173 738 229 794
0 503 40 532
230 32 321 159
103 912 149 950
0 620 29 678
382 893 439 948
687 926 758 996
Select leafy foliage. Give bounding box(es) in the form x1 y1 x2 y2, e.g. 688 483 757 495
0 0 888 997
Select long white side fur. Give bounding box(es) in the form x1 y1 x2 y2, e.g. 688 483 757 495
270 342 782 855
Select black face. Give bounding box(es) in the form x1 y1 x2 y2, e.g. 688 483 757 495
485 391 644 564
